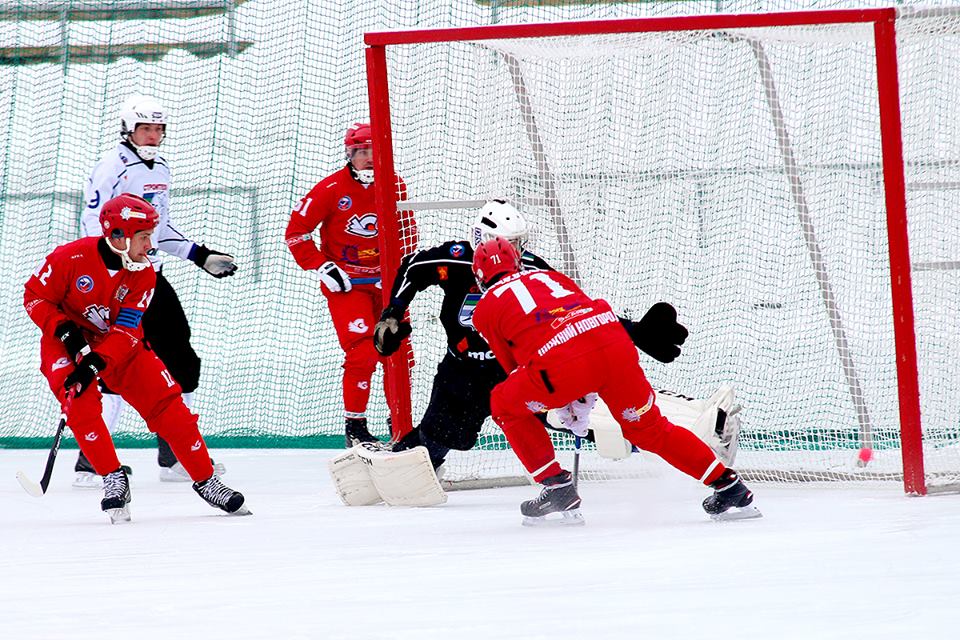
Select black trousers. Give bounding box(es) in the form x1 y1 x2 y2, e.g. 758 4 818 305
417 351 506 451
143 271 202 394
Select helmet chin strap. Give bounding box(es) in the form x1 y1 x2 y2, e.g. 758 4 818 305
107 238 151 272
132 144 160 161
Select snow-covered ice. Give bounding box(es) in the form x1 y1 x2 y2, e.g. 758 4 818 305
1 448 957 640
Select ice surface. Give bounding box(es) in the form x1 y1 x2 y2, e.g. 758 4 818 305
1 449 957 640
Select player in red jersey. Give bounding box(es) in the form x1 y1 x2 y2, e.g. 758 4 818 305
470 237 760 525
24 194 249 523
285 122 411 447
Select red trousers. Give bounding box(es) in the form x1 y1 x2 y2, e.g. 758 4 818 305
323 283 383 417
490 327 725 484
40 338 214 480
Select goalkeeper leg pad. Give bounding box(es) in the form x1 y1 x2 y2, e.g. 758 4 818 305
355 443 447 507
657 385 740 465
328 446 383 506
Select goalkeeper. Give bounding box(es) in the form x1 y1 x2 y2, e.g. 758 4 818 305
374 200 701 470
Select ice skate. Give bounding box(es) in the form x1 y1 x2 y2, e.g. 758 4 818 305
101 468 131 524
159 459 226 483
703 469 761 521
193 475 251 516
521 470 585 527
345 417 383 448
74 451 102 489
75 452 132 489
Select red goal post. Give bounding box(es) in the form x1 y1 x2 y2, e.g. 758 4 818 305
364 9 946 495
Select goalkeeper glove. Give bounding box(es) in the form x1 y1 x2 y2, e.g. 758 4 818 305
54 321 91 363
191 244 238 278
374 305 412 356
625 302 688 363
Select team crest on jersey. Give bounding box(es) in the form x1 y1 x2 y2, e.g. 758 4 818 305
115 284 130 303
621 393 654 422
458 293 482 327
83 304 111 333
75 275 94 293
345 213 378 238
338 196 353 211
449 243 465 258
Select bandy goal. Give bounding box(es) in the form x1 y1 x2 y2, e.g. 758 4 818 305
365 8 960 495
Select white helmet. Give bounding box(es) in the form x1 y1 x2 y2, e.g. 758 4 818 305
119 95 167 161
472 199 529 250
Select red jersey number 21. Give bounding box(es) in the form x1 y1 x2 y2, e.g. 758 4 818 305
493 273 575 314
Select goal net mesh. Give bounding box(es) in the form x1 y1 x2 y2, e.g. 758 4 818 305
381 14 960 488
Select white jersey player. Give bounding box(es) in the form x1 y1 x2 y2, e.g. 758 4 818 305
72 95 236 487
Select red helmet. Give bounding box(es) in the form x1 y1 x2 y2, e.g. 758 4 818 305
100 193 159 239
472 237 521 290
344 122 372 150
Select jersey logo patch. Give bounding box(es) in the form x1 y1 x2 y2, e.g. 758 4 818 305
338 196 353 211
115 285 130 303
75 275 94 293
437 266 448 281
458 293 482 327
449 243 465 258
83 305 111 333
348 318 369 334
621 394 654 422
345 213 378 238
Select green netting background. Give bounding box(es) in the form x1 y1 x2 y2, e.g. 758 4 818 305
1 1 959 488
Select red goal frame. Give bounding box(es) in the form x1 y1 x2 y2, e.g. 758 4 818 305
364 9 925 494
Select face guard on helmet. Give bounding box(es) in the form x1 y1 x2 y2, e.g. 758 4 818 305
344 122 374 184
472 237 522 291
120 95 167 161
472 199 529 251
100 194 160 272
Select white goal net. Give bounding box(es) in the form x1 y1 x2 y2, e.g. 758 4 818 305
371 9 960 492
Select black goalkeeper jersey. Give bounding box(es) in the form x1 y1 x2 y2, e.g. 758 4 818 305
387 240 552 362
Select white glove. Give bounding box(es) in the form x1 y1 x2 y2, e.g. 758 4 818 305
191 245 237 279
318 261 352 293
555 393 598 437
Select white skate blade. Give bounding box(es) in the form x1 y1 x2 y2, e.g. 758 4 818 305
106 506 131 524
522 509 586 527
710 505 762 522
72 471 102 489
228 505 253 516
16 471 44 498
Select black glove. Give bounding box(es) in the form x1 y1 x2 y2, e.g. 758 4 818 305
54 321 90 362
63 353 107 396
374 305 412 356
191 244 237 278
623 302 688 364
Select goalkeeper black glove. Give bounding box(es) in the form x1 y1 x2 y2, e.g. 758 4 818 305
374 305 412 356
623 302 688 364
54 321 90 363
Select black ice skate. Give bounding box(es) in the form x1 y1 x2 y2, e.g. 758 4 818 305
703 469 761 521
521 470 585 527
193 475 251 516
345 417 382 448
101 468 131 524
75 451 132 489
